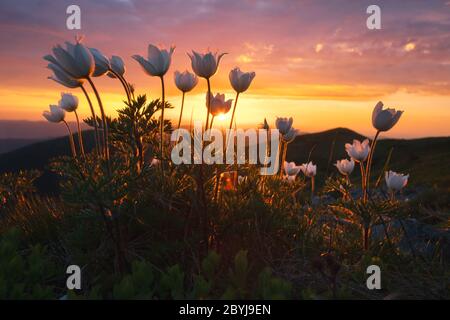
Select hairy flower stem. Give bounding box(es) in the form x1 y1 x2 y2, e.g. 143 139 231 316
177 91 186 130
110 69 131 104
360 162 367 203
63 120 77 159
279 140 287 177
209 116 215 130
205 78 212 130
74 110 85 158
87 77 110 173
80 85 100 156
365 130 380 201
229 92 240 130
311 176 315 200
160 76 166 176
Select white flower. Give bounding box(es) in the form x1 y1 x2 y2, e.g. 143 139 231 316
335 159 355 176
385 170 409 191
43 105 65 123
44 38 95 79
187 50 226 79
345 139 370 162
372 101 403 132
207 92 233 116
229 67 256 93
133 44 175 77
47 63 83 88
283 127 298 143
174 70 198 92
59 93 79 112
275 117 293 135
108 55 125 78
284 161 301 176
89 47 110 77
299 161 317 177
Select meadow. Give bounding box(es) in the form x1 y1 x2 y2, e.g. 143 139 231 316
0 39 448 300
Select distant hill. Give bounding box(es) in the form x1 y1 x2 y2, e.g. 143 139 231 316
287 127 450 188
0 120 89 139
0 128 448 193
0 138 41 154
0 131 95 194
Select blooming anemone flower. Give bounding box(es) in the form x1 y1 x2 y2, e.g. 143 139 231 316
44 38 95 79
108 55 125 78
229 67 256 93
385 170 409 192
299 162 317 177
132 44 175 77
372 101 403 132
275 117 293 135
89 47 111 77
188 50 226 79
284 161 301 177
43 105 65 123
174 70 198 93
47 63 83 88
207 92 233 116
283 127 298 143
335 159 355 176
59 93 79 112
345 139 370 162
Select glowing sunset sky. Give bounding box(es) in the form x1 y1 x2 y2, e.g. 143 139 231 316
1 0 450 138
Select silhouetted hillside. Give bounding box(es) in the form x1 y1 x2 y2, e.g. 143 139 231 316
0 128 449 193
0 139 41 154
287 127 450 187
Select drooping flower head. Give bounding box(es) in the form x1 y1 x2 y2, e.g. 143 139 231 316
372 101 403 132
229 67 256 93
174 70 198 93
108 55 126 78
43 105 65 123
345 139 370 162
188 50 226 79
133 44 175 77
335 159 355 176
89 47 111 77
385 170 409 191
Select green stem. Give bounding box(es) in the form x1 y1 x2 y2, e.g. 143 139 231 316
205 78 211 130
229 92 240 130
80 85 100 156
87 77 110 172
177 91 185 130
63 120 77 159
365 130 380 200
110 69 131 104
210 115 215 130
74 110 85 158
160 76 166 161
360 161 366 202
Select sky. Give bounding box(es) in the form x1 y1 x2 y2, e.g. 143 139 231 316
0 0 450 138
